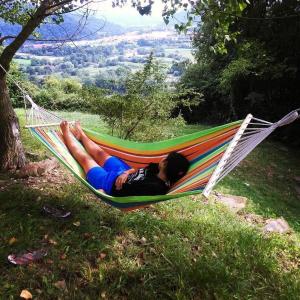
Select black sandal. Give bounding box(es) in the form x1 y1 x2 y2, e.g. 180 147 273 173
42 204 71 219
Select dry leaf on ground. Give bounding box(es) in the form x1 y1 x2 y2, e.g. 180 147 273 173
73 221 80 227
48 239 57 245
20 289 32 299
140 237 147 244
8 237 17 245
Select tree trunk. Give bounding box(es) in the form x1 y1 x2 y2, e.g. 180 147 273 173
0 75 26 170
0 2 50 171
0 1 77 170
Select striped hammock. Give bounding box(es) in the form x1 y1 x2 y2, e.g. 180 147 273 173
23 94 299 211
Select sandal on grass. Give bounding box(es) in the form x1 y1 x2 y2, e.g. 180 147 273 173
8 249 47 265
42 204 71 218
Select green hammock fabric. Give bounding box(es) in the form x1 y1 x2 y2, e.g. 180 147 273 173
29 120 242 210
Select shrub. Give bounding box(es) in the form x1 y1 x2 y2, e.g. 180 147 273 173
33 76 90 111
86 54 188 141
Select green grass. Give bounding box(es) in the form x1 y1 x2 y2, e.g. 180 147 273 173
13 58 31 66
164 48 194 60
219 142 300 234
0 110 300 299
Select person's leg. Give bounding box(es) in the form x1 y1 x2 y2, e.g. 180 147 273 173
73 121 111 166
60 121 98 173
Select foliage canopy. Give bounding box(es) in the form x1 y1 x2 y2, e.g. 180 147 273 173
180 0 300 144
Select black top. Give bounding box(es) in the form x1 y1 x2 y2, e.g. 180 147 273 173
111 164 169 197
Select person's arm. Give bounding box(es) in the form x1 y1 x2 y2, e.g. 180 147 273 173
124 168 136 175
116 179 168 196
115 168 136 190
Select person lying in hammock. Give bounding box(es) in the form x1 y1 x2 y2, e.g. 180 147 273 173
60 121 190 197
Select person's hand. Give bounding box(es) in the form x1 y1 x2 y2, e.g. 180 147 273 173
115 172 129 190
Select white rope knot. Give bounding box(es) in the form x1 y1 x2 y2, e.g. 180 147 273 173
25 94 38 109
275 110 299 127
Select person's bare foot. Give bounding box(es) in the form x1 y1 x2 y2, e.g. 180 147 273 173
70 124 81 140
75 121 85 137
60 121 70 135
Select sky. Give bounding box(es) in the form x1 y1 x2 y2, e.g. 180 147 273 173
89 0 173 27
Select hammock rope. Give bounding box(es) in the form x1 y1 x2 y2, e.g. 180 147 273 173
204 110 300 196
1 63 299 210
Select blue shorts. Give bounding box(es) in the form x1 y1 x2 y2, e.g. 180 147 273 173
86 156 131 194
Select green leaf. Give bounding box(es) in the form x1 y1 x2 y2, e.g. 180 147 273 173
238 1 247 12
224 35 231 42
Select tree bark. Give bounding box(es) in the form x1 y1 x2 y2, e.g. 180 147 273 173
0 76 26 170
0 2 49 170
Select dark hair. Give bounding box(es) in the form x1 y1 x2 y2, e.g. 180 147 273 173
165 152 190 184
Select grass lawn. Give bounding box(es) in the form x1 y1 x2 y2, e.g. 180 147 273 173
0 110 300 299
13 59 32 66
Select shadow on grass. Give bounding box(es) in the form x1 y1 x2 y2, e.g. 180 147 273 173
1 179 299 299
218 142 300 233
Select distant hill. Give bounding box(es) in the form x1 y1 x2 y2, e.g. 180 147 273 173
0 14 126 42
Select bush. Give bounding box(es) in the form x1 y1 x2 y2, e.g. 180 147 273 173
8 63 38 108
33 76 90 111
86 54 188 141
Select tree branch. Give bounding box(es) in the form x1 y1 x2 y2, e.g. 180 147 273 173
45 0 74 15
45 0 98 16
0 3 49 75
124 101 154 139
0 0 96 76
0 36 16 45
